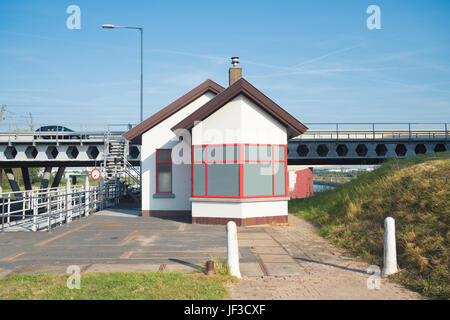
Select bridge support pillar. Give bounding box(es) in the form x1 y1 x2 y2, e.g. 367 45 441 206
21 167 32 191
51 167 66 188
4 168 21 193
40 167 52 190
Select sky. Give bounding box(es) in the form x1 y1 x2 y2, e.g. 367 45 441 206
0 0 449 131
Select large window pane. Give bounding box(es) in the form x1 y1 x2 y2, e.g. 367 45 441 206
273 162 286 195
207 163 239 196
244 162 273 196
193 146 205 162
259 145 272 161
245 145 258 161
245 145 272 161
157 164 171 193
274 146 285 161
208 146 224 162
224 145 238 161
194 163 206 196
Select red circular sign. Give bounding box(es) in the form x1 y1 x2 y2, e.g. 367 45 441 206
90 168 101 181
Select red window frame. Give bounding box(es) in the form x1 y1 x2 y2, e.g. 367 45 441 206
155 148 172 194
192 143 288 199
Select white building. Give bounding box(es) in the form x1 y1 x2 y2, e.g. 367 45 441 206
123 58 307 226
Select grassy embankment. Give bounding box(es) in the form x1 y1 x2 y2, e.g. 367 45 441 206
289 152 449 299
0 272 234 300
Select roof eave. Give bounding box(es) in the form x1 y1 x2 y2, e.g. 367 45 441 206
123 79 224 141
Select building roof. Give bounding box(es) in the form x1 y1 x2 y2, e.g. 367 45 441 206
171 78 308 138
123 79 224 141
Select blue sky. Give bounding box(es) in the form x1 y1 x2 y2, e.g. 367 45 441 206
0 0 449 129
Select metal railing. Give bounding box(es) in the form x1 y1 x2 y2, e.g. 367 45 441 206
293 123 449 141
0 180 122 232
0 123 135 145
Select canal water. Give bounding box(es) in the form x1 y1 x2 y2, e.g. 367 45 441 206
313 183 335 193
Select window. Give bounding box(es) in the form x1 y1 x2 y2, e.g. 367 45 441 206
192 144 287 198
156 149 172 193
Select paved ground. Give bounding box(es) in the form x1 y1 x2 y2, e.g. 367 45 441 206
0 206 256 275
0 205 422 299
227 215 423 300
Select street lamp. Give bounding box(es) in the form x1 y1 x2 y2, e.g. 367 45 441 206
102 24 144 123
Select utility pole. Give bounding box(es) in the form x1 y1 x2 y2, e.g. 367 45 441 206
0 104 5 124
28 112 34 131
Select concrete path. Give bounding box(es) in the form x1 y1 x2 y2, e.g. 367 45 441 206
0 207 259 276
228 214 423 300
0 208 423 299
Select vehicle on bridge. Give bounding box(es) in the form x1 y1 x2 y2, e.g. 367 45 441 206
34 126 88 140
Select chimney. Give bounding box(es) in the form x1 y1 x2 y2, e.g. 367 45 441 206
229 57 242 86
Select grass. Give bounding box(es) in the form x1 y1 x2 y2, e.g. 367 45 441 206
289 152 450 299
0 272 235 300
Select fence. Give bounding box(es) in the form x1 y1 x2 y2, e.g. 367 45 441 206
0 178 122 232
293 123 449 141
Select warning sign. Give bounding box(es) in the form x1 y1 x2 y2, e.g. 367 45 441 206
90 168 101 181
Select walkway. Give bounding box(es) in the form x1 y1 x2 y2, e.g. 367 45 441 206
227 214 423 300
0 209 422 299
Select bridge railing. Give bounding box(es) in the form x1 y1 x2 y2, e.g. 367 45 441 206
0 180 122 232
0 123 136 144
293 123 449 141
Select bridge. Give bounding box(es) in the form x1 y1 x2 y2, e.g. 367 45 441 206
288 123 449 165
0 123 448 177
0 124 141 194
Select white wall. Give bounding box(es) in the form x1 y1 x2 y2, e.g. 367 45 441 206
192 94 287 145
141 91 216 212
192 200 288 219
191 93 289 220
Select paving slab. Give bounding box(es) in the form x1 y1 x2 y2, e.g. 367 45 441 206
13 264 91 275
252 246 287 255
238 233 272 240
264 262 309 277
258 254 297 263
164 263 203 273
0 267 14 278
85 263 161 273
239 239 279 247
240 262 264 277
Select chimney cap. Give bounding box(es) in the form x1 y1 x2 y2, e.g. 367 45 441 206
231 57 239 67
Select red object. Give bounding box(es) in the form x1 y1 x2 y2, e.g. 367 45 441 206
289 168 314 199
90 168 101 181
192 143 288 198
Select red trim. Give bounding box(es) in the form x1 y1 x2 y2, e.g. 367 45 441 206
272 145 275 195
155 148 172 194
191 145 194 197
239 144 244 197
192 143 287 199
284 145 288 197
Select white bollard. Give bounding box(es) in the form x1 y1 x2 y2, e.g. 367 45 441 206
382 217 398 277
226 221 242 279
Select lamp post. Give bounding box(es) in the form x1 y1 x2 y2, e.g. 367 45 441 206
102 24 144 122
102 24 143 200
